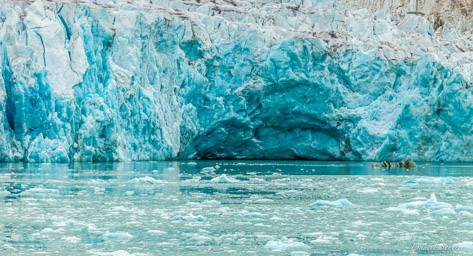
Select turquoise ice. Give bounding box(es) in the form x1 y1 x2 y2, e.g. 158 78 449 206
0 0 473 162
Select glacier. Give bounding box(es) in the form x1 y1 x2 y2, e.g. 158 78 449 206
1 0 473 162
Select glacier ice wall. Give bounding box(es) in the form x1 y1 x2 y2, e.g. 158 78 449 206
1 0 473 162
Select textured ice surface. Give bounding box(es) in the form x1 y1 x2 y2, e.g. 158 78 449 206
1 0 473 162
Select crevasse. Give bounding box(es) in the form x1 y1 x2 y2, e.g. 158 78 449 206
0 0 473 162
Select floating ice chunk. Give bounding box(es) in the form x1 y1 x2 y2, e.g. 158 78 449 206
371 178 384 181
386 193 454 215
41 228 64 234
274 178 291 183
264 239 310 250
453 241 473 253
310 236 337 244
94 187 105 193
185 202 201 207
124 191 134 196
311 199 354 207
88 250 133 256
403 209 420 215
190 176 202 182
202 167 216 172
191 235 212 242
402 194 453 209
456 205 473 211
131 176 166 184
430 208 456 216
201 200 221 206
404 177 454 184
210 174 239 183
171 214 206 222
357 188 379 193
277 190 299 195
61 236 81 243
254 199 274 203
249 177 267 183
103 232 133 241
460 211 473 217
246 212 266 218
148 230 167 234
297 178 313 183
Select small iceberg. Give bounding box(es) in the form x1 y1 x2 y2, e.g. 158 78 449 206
264 239 310 250
357 188 379 193
274 178 292 183
103 232 133 241
311 199 353 207
403 177 454 184
430 208 456 216
210 174 240 183
171 214 206 222
456 205 473 211
131 176 166 184
202 166 216 172
385 194 454 214
201 200 221 206
402 194 452 209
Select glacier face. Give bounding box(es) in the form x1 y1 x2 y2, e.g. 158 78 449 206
0 0 473 162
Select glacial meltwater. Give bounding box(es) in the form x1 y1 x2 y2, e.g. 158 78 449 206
2 161 473 255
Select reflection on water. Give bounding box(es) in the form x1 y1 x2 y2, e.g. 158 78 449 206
1 161 473 255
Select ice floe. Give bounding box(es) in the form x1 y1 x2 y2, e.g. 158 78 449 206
264 239 310 250
311 199 354 207
385 194 455 215
131 176 166 184
210 175 240 183
103 232 133 241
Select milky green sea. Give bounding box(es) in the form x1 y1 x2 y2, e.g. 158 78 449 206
1 161 473 255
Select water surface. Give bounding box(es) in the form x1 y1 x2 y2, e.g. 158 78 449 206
1 161 473 255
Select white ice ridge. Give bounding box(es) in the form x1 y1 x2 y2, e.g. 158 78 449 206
1 0 473 162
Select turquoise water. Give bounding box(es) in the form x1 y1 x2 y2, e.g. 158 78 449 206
2 161 473 255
